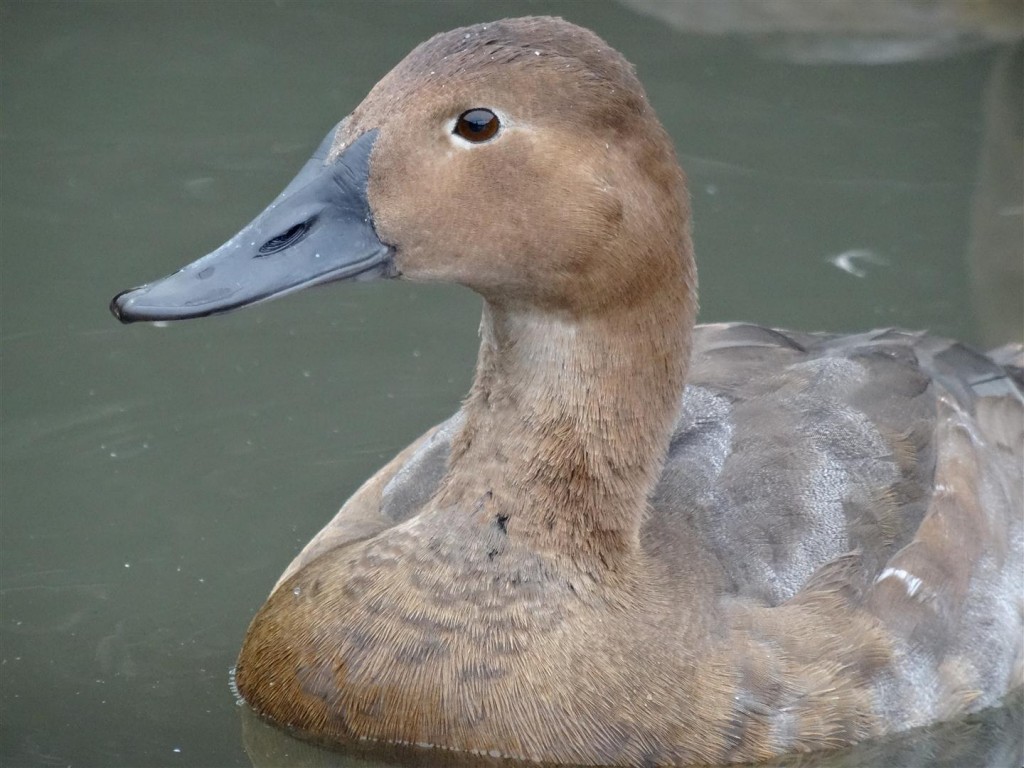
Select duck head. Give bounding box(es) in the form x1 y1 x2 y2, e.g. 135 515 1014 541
111 16 693 321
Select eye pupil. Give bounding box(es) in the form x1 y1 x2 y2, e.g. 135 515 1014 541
455 108 500 143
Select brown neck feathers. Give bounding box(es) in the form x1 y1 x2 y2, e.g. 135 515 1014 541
437 257 695 571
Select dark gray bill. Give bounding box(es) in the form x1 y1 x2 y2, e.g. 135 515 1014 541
110 127 392 323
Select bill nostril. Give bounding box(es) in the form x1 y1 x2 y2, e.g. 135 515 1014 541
257 218 315 256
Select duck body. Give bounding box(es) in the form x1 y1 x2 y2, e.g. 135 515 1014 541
110 16 1023 765
237 323 1023 764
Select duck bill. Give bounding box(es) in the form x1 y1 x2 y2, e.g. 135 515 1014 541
110 127 392 324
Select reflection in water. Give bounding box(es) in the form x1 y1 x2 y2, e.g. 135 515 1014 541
969 45 1024 345
619 0 1023 62
621 0 1023 347
239 691 1023 768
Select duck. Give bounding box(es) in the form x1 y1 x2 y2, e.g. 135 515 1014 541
110 16 1023 766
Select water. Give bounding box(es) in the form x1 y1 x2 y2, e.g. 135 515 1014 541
1 2 1020 766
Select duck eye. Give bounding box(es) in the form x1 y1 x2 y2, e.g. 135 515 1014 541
454 108 500 143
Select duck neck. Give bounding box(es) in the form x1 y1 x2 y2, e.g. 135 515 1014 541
436 275 695 571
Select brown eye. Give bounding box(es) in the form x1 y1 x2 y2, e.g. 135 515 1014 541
454 108 500 143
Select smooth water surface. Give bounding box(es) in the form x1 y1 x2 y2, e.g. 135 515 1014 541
2 2 1021 766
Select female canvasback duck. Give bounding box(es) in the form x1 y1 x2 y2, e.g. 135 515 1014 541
111 16 1022 766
